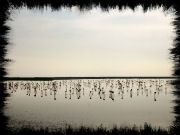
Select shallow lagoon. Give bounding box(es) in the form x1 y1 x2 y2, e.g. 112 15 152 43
4 79 175 131
3 5 177 132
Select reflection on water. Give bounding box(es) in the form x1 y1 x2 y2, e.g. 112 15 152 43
0 0 180 134
5 79 173 101
4 79 175 130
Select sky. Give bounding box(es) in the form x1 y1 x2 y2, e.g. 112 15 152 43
6 6 175 77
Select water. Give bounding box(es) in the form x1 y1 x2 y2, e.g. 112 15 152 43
4 79 175 130
3 5 177 132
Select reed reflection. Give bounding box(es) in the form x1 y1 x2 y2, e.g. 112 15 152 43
1 0 180 134
5 79 173 101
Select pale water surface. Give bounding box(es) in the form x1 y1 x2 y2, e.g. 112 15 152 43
4 79 175 130
4 6 176 131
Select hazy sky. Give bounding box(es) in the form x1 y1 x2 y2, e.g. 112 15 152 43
6 6 175 77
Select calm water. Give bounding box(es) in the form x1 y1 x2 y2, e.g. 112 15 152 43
3 6 177 131
4 79 175 130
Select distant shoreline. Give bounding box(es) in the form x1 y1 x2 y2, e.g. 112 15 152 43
3 76 178 81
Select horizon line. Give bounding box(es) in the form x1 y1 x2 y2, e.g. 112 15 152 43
3 76 178 81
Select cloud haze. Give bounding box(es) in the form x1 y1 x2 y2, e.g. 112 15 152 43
6 6 175 77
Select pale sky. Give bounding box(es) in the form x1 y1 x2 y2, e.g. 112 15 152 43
6 6 175 77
